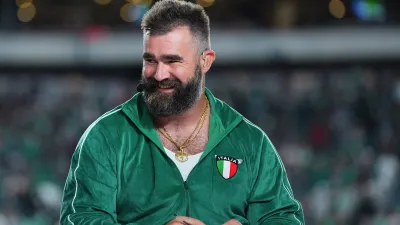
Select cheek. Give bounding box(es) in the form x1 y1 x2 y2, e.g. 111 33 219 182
171 64 193 82
143 64 156 77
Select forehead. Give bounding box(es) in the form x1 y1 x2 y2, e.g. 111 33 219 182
143 26 197 58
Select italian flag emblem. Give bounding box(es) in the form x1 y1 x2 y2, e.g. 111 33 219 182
216 155 243 180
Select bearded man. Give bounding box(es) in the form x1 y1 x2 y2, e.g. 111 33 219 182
60 0 304 224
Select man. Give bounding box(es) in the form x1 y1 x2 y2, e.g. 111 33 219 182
60 0 304 224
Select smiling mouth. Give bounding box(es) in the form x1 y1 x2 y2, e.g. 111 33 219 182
157 86 175 92
158 84 175 89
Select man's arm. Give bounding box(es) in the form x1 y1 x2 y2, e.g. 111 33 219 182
246 135 305 225
60 123 137 225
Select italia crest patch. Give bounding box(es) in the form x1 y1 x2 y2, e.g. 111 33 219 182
215 155 243 179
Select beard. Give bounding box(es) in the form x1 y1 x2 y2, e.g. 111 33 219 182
140 65 203 117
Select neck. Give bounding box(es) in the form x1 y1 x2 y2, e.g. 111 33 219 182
154 94 208 129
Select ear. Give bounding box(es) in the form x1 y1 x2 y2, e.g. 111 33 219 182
200 49 216 74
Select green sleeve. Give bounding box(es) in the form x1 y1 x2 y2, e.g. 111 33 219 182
59 124 137 225
246 135 305 225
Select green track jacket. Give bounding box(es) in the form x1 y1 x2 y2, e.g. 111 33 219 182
60 88 304 225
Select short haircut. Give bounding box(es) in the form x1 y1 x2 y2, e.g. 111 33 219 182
141 0 211 53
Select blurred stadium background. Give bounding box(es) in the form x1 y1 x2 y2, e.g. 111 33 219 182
1 0 400 224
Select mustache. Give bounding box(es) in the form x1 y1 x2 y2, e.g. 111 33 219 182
141 78 181 91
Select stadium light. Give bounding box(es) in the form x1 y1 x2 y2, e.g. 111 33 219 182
120 3 135 23
16 0 33 7
126 0 153 6
126 0 141 4
329 0 346 19
17 3 36 22
196 0 215 8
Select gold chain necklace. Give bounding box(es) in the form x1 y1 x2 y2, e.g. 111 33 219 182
158 96 209 162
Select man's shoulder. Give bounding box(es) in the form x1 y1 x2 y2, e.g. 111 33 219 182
80 96 138 138
77 106 123 139
89 93 142 130
233 116 267 146
240 117 266 137
211 95 267 140
91 105 126 129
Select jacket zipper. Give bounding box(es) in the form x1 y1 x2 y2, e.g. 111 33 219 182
184 181 190 216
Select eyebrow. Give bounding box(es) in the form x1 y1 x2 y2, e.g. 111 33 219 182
143 52 183 62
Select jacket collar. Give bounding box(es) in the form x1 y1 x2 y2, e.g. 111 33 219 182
121 88 243 154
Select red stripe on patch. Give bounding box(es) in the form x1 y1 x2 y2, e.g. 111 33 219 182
229 162 237 177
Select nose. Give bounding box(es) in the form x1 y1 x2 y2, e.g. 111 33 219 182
154 63 170 81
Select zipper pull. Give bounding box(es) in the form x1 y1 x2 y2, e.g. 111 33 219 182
184 181 188 189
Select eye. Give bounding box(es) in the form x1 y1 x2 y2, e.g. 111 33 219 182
167 60 180 64
144 58 157 64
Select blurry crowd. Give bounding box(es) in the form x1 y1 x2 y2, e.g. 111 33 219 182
1 0 399 31
0 67 400 225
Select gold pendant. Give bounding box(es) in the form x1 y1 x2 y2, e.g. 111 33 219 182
175 151 188 162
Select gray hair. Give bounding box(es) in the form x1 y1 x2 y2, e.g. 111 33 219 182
141 0 211 54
